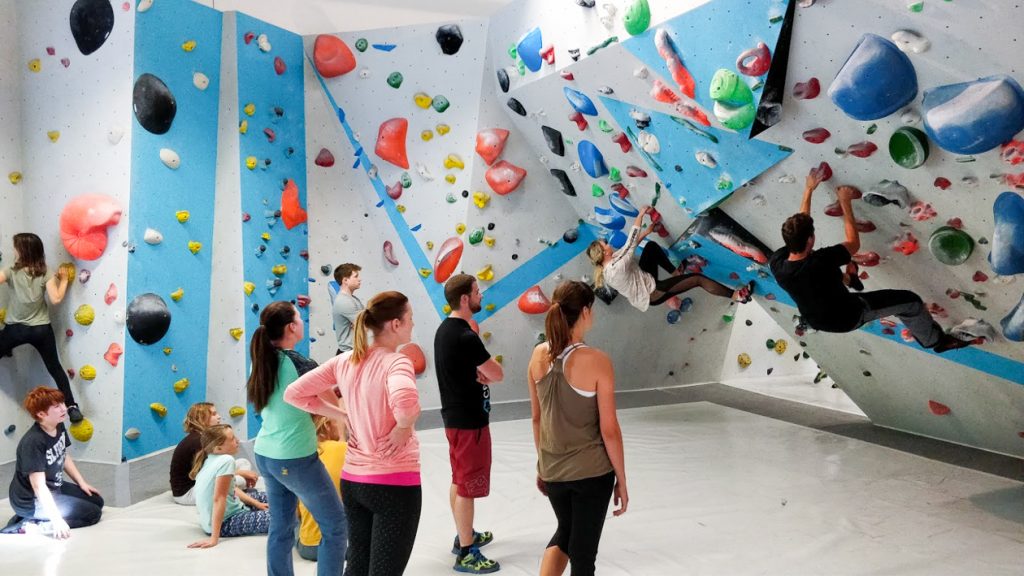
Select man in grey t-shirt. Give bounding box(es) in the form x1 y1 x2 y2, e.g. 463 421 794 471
332 263 364 354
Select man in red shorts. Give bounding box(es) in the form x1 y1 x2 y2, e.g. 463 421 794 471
435 274 505 574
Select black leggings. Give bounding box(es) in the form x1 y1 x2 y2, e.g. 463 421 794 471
545 471 616 576
638 243 734 306
341 479 422 576
0 323 76 405
13 482 104 528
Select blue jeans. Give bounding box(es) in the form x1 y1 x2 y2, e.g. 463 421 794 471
256 452 347 576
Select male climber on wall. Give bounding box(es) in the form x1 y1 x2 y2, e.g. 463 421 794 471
768 170 971 354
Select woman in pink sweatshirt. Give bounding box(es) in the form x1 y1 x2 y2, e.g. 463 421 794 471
285 291 421 576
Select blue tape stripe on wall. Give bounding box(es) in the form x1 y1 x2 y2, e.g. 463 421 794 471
310 66 594 323
123 0 223 459
237 14 310 438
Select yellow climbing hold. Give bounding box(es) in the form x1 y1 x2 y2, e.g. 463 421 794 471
70 419 94 442
485 303 495 311
79 364 97 380
456 223 466 235
773 339 788 354
8 171 22 185
243 103 256 116
28 58 41 72
47 131 60 143
494 355 503 364
473 191 490 209
476 265 494 281
436 123 450 135
271 264 287 276
261 232 271 241
170 287 184 302
426 241 435 250
229 406 246 418
187 241 202 254
74 304 95 326
182 40 197 52
162 347 172 355
397 204 406 213
245 156 257 170
173 378 190 393
482 331 492 342
421 130 434 141
229 327 244 341
243 281 255 296
239 120 248 134
737 353 752 368
443 154 465 170
445 174 456 184
176 210 190 223
484 236 495 247
419 268 432 278
0 308 5 323
414 92 432 108
442 304 453 315
150 402 168 417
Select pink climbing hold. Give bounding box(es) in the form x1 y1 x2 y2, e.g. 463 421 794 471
824 201 843 217
518 285 551 314
281 179 308 229
793 78 821 100
485 160 527 195
104 283 117 305
296 295 311 308
263 128 276 143
1001 140 1024 165
973 271 988 282
540 44 555 65
847 141 878 158
855 219 876 233
928 400 951 416
475 128 510 166
560 70 574 81
375 118 409 169
946 217 963 229
315 148 335 167
654 29 695 99
59 194 123 261
810 161 833 182
104 343 123 367
909 201 937 221
853 251 880 266
569 111 588 131
626 165 648 178
610 183 629 198
803 128 831 144
612 132 632 153
386 181 402 200
1003 172 1024 190
313 34 356 78
927 303 947 318
736 42 772 76
892 231 919 256
650 79 680 104
273 56 286 75
383 241 398 266
675 103 712 127
933 177 951 190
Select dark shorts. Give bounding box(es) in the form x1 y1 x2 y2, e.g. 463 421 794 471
446 426 491 498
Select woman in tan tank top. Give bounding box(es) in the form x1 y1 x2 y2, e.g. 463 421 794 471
527 281 628 576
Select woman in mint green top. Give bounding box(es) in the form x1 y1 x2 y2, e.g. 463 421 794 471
248 301 346 576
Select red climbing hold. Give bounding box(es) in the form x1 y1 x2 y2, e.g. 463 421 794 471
973 271 988 282
793 78 820 100
736 42 772 77
626 165 648 178
383 241 399 266
375 118 409 169
729 272 740 280
933 177 951 190
1003 172 1024 190
927 303 947 318
675 103 712 127
803 128 831 144
273 56 286 75
400 343 427 375
540 44 555 65
296 295 311 308
650 79 680 104
281 179 308 229
909 201 937 222
243 31 255 44
313 34 356 78
1001 140 1024 165
855 219 876 233
569 111 588 131
892 231 919 256
946 217 963 229
475 128 510 166
810 161 833 182
518 285 551 314
655 29 695 99
104 343 123 367
853 251 880 266
386 181 402 200
824 201 844 217
560 70 574 81
612 132 632 153
928 400 951 416
434 237 464 283
315 148 335 167
105 283 117 305
263 128 276 143
847 141 878 158
485 160 527 195
610 183 629 198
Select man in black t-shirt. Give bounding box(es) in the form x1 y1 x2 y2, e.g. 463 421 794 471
769 172 969 353
435 274 505 573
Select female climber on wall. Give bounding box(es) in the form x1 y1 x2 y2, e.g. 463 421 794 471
0 233 84 423
586 206 754 313
247 301 347 576
526 280 628 576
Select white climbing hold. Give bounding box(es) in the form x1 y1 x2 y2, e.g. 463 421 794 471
570 162 582 173
637 131 660 154
695 151 717 168
633 66 649 79
891 30 930 54
597 86 614 95
107 126 124 145
125 427 141 440
950 318 996 342
359 67 371 79
316 328 326 336
752 194 767 207
778 174 797 184
193 72 209 90
257 34 271 52
143 228 163 245
416 163 435 181
900 108 921 125
159 148 180 169
137 0 153 12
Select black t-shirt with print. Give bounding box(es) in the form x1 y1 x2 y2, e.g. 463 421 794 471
434 317 492 429
768 244 864 332
9 422 71 511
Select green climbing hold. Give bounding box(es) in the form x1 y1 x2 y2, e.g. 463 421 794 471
609 167 621 182
889 126 929 169
867 123 878 135
765 338 776 350
716 174 733 191
709 69 755 130
591 184 605 197
432 95 450 113
468 228 484 245
928 226 974 265
401 172 412 188
587 36 618 56
908 1 924 12
507 43 518 59
517 59 526 76
355 38 368 52
387 72 404 89
446 192 457 203
623 0 651 36
598 119 614 133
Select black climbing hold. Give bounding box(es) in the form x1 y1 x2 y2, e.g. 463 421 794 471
133 73 176 135
487 223 495 230
802 352 809 359
595 285 618 305
512 254 519 260
745 319 753 326
542 125 565 157
4 424 15 435
550 169 576 197
674 165 683 172
435 24 464 55
767 367 774 375
562 227 579 244
862 370 872 377
251 303 260 313
497 68 510 93
70 0 114 56
126 293 171 345
320 265 331 275
568 48 581 61
575 0 596 6
461 190 469 198
507 97 527 117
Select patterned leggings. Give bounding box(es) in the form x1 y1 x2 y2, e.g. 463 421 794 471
219 490 270 537
341 480 422 576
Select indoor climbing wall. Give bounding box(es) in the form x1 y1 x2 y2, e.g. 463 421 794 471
235 12 310 438
122 0 223 460
3 0 135 464
719 300 819 384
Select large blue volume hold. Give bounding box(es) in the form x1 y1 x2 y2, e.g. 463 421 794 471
828 34 917 121
922 75 1024 154
564 87 599 116
517 27 544 72
578 140 609 178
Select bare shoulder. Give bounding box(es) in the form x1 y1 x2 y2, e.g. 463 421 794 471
575 346 611 367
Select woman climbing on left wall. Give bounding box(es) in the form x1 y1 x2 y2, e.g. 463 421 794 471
0 233 83 423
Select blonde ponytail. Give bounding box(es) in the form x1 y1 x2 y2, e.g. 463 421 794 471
350 309 372 364
188 424 233 480
586 241 606 288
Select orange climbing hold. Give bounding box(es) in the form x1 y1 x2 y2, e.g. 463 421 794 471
104 343 123 367
401 343 427 375
281 179 308 229
654 28 695 99
485 160 527 195
475 128 510 166
518 285 551 314
313 34 356 78
650 79 680 104
60 194 123 261
928 400 951 416
375 118 409 169
434 237 464 284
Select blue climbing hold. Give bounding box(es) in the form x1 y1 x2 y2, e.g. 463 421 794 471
372 43 397 52
608 193 639 217
1002 293 1024 341
517 27 544 72
578 140 609 178
989 191 1024 275
828 34 917 121
607 230 627 249
667 309 681 324
679 297 694 312
594 205 626 230
922 75 1024 155
564 87 598 116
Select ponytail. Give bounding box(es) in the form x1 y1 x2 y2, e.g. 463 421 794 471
544 302 571 363
349 291 410 365
247 301 297 413
350 308 373 364
189 424 233 480
545 281 596 362
586 241 606 288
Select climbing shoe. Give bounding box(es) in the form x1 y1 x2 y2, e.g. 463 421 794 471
734 280 755 304
933 334 972 354
454 546 500 574
67 404 84 424
451 531 494 554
